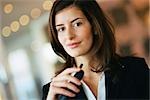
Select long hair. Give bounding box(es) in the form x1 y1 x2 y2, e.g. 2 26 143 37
49 0 116 73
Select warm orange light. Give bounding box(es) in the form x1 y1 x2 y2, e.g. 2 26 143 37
31 8 41 19
4 4 13 14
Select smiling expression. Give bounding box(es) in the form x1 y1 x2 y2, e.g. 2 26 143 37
55 6 93 57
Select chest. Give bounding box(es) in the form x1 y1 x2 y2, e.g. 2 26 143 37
83 73 102 97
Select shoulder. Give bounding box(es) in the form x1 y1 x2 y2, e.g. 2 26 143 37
120 56 146 63
42 82 50 100
119 56 149 71
110 55 149 74
115 56 149 98
118 56 149 85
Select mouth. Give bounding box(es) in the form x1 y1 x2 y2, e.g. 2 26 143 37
67 41 81 49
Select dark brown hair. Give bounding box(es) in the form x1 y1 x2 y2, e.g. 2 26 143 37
49 0 116 73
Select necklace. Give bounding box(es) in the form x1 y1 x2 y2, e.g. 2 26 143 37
90 63 103 73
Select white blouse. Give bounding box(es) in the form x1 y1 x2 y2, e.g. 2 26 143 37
81 72 106 100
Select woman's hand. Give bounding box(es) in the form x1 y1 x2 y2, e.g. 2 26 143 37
46 67 82 100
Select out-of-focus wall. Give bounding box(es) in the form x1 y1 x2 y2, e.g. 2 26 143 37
98 0 149 65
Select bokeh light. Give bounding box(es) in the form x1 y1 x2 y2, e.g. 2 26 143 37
10 21 20 32
2 26 11 37
30 8 41 19
19 15 30 26
4 3 13 14
42 0 53 11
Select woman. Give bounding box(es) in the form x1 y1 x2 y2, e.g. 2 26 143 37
42 0 149 100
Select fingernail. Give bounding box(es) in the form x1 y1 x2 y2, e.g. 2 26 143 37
71 93 76 97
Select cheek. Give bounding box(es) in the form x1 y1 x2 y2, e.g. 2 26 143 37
83 29 93 42
84 31 93 47
82 24 93 40
58 35 64 46
87 34 93 47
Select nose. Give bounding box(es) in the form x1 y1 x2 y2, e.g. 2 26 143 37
65 27 75 40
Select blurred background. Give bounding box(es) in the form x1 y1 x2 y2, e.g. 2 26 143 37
0 0 149 100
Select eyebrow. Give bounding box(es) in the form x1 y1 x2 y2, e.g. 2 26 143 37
55 17 84 27
71 18 83 23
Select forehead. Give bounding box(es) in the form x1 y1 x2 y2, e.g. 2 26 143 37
55 6 86 24
56 5 83 15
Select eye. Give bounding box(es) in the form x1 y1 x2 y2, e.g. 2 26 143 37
57 27 65 33
74 22 82 27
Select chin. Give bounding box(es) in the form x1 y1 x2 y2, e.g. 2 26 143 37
67 51 82 57
68 53 80 57
65 48 86 57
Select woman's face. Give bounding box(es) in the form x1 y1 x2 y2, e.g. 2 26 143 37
55 6 93 57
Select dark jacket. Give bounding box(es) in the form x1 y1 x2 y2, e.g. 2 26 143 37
42 56 149 100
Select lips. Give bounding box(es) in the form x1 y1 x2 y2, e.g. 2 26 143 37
67 41 81 49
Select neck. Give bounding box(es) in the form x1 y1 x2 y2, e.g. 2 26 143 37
75 55 101 72
75 55 91 68
75 56 101 75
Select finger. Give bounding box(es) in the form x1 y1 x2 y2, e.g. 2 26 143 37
50 85 76 97
59 67 81 76
52 75 81 86
51 81 80 93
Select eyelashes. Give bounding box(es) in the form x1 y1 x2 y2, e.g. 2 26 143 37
73 22 82 27
56 21 83 33
57 27 65 33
